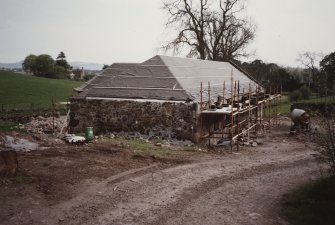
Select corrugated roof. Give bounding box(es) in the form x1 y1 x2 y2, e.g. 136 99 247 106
75 55 263 102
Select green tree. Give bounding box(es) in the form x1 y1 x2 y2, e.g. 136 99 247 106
55 51 71 72
33 54 55 77
242 60 301 91
102 64 109 70
22 54 37 73
57 51 66 60
299 85 311 100
320 52 335 92
84 72 95 81
53 65 68 79
283 71 301 92
242 60 268 83
289 90 302 102
72 68 82 80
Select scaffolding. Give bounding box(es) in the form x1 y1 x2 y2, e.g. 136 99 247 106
198 78 282 152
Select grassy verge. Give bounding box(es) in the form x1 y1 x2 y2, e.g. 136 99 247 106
0 70 83 109
264 95 290 116
273 93 335 116
298 94 335 104
0 120 25 133
282 176 335 225
277 95 290 114
102 136 198 159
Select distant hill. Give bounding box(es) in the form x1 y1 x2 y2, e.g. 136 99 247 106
0 61 104 71
0 61 23 70
69 62 104 71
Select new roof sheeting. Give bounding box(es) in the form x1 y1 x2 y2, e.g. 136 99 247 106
102 76 183 89
157 55 261 100
76 55 263 102
75 63 139 92
124 66 174 78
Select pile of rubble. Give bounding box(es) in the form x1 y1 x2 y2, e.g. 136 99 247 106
239 136 263 147
241 139 263 147
21 116 67 136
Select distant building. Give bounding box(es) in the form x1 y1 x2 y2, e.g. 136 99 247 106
80 67 85 80
69 72 75 80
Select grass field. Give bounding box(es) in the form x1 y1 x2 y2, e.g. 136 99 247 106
277 95 290 114
0 70 83 109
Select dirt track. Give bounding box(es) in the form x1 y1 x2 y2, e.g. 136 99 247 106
1 122 322 225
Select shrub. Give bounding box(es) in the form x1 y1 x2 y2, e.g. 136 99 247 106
299 85 312 100
52 65 68 79
289 90 302 102
282 176 335 225
314 117 335 174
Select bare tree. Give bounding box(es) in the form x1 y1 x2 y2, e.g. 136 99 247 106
162 0 256 61
297 52 323 87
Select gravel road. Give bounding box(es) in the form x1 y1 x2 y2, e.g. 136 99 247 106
5 123 321 225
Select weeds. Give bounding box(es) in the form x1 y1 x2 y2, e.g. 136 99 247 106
102 136 193 158
12 175 30 184
0 120 25 133
103 137 162 156
313 116 335 174
282 176 335 225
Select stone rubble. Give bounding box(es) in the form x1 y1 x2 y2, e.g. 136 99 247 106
21 116 67 136
238 136 264 147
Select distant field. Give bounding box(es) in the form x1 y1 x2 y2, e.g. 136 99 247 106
0 70 83 109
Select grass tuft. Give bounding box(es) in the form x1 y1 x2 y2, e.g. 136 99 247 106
13 175 31 184
105 137 170 157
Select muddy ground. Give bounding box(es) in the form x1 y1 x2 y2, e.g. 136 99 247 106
0 120 325 225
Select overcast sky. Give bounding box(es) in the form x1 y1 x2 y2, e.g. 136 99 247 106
0 0 334 67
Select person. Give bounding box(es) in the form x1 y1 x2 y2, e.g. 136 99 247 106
290 108 310 132
215 95 224 108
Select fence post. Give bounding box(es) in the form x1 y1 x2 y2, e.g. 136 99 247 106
52 98 55 133
30 103 33 117
1 104 4 120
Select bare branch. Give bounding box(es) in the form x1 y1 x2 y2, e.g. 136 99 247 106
161 0 256 61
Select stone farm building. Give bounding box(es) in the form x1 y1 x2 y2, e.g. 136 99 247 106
69 55 280 146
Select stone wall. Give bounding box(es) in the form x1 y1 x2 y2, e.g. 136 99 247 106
69 98 199 142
